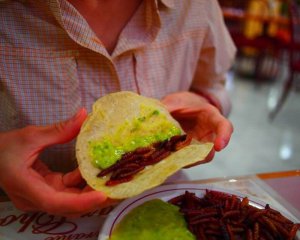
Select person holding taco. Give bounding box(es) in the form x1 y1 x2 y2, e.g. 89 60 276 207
0 0 235 217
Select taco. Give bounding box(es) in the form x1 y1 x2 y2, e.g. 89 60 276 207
76 91 213 199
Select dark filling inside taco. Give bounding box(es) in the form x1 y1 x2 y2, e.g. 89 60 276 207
97 134 192 186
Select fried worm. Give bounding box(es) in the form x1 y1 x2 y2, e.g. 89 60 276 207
97 134 192 186
168 190 300 240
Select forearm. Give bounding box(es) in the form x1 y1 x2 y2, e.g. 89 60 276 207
190 0 236 117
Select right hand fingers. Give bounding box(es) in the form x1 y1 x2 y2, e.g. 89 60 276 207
1 108 88 168
20 108 87 151
6 176 107 217
62 168 87 188
0 108 108 217
0 108 87 164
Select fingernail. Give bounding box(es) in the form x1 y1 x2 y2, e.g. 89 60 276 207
220 139 227 149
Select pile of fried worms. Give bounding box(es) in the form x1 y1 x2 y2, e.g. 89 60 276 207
168 190 300 240
97 134 192 186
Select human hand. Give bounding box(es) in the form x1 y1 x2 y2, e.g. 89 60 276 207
162 91 233 165
0 109 107 218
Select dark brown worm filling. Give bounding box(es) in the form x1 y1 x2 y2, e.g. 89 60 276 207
97 134 192 186
168 191 300 240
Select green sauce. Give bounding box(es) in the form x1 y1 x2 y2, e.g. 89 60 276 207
89 106 181 169
110 199 195 240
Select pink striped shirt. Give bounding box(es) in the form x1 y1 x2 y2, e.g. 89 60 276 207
0 0 236 171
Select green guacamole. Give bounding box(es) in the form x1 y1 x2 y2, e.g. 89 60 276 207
89 106 181 169
110 199 195 240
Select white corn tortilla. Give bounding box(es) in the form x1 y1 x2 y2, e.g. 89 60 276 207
76 91 213 199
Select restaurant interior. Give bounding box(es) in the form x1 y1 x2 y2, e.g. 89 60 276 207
176 0 300 181
1 1 300 239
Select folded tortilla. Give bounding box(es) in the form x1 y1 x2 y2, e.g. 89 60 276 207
76 91 213 199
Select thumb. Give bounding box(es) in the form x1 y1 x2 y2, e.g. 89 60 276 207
161 96 183 113
34 108 87 149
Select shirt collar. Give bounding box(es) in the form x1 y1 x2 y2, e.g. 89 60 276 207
158 0 175 9
46 0 172 57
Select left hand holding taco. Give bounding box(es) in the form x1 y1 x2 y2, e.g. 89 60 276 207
162 91 233 165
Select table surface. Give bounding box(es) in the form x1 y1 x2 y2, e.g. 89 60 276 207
258 170 300 215
0 170 299 240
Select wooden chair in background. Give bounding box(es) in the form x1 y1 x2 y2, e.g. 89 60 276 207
220 0 289 82
269 0 300 120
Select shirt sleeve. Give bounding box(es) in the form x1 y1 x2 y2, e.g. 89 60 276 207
190 0 236 116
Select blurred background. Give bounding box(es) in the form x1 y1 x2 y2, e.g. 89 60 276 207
178 0 300 181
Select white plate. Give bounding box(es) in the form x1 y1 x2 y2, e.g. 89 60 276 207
98 183 299 240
